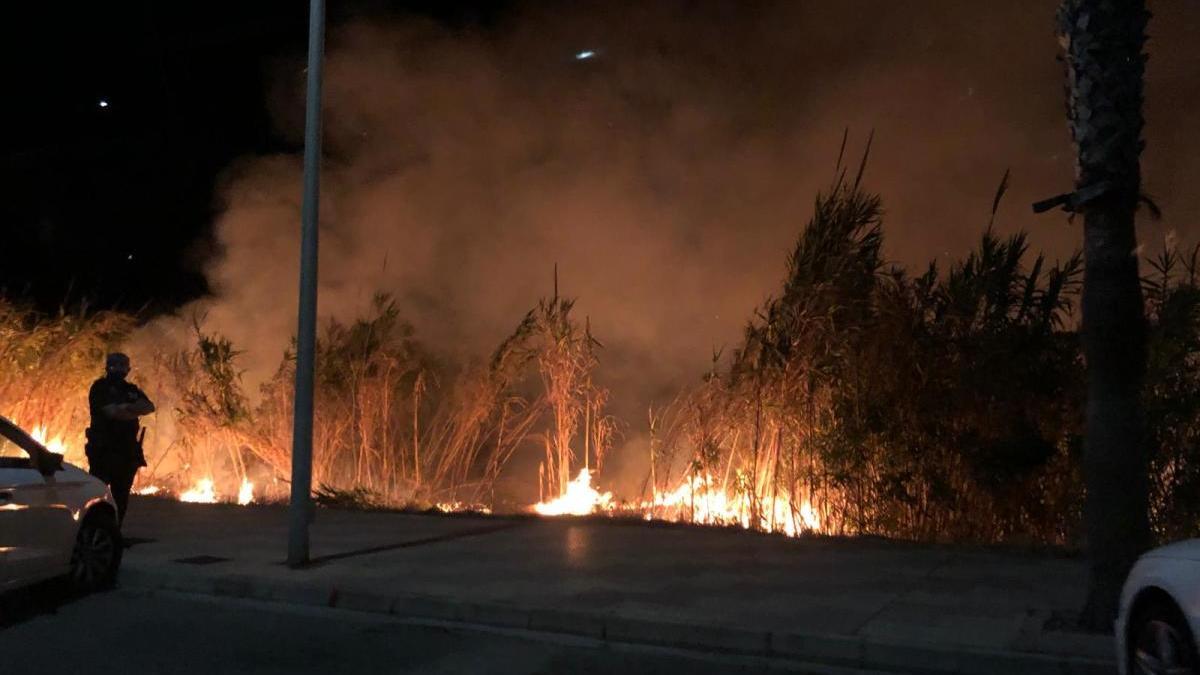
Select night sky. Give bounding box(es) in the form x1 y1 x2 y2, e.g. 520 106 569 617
1 1 503 313
4 0 1198 372
4 0 1199 498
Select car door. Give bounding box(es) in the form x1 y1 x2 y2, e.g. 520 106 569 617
0 438 37 589
0 447 16 588
0 434 78 587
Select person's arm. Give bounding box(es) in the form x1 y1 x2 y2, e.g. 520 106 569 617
92 380 133 420
100 387 155 420
126 392 155 416
101 402 136 420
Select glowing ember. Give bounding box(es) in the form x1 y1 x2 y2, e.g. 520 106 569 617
134 485 162 496
180 477 218 504
435 501 493 514
237 478 255 505
533 468 613 516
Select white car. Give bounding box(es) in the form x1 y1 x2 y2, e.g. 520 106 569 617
1117 539 1200 674
0 416 122 592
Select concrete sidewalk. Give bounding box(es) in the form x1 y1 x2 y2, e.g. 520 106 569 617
118 497 1115 674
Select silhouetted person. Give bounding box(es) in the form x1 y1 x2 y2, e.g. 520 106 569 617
86 352 155 526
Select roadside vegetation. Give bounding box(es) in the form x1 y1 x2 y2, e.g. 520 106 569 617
2 175 1197 547
0 289 612 510
653 167 1199 547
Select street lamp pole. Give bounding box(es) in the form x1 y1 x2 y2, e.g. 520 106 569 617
288 0 325 568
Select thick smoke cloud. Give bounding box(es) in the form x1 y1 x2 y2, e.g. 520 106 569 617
168 0 1199 484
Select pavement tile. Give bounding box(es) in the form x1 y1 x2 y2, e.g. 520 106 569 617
528 608 605 638
268 580 338 608
858 601 1028 649
685 592 872 633
860 639 961 673
606 615 772 654
211 574 256 599
962 649 1113 675
392 593 462 622
333 587 394 614
458 601 532 630
119 497 1116 673
771 632 863 667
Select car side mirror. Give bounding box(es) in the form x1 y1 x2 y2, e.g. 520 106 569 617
34 450 64 477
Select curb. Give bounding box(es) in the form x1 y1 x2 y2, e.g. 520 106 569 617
121 566 1115 675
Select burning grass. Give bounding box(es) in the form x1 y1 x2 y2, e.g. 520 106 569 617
533 469 613 516
5 174 1200 545
0 289 621 517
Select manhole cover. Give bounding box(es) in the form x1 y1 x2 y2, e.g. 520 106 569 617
173 555 231 565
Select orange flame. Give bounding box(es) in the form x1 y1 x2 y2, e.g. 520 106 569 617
533 469 614 516
237 478 255 506
649 473 820 536
528 467 821 536
179 477 218 504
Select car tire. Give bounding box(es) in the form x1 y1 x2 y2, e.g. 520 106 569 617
1129 597 1199 675
70 509 123 591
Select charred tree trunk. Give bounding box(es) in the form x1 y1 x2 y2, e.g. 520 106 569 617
1055 0 1153 630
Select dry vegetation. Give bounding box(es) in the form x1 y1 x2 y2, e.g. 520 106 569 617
648 170 1200 545
3 174 1199 545
0 290 613 510
0 302 133 465
648 170 1087 543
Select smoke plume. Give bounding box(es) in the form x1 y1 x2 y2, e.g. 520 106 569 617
156 0 1200 484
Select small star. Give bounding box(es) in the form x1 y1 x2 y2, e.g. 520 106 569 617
98 99 109 108
126 253 134 261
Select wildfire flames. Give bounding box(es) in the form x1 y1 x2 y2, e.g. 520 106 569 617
648 474 820 536
528 468 822 537
533 469 614 516
179 478 217 503
19 420 818 537
29 425 76 464
177 477 255 505
238 478 255 505
20 422 260 506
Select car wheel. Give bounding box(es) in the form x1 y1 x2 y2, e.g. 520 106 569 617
70 510 123 591
1130 599 1198 675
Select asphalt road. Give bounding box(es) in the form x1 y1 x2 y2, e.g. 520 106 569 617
0 586 885 675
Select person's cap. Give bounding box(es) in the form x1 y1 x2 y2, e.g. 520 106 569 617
105 353 131 370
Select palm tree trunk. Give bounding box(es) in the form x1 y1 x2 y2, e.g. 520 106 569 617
1055 0 1153 630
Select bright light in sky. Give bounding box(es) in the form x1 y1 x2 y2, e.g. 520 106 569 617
98 99 109 108
575 50 596 60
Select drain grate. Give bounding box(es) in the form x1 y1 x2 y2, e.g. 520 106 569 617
173 555 231 565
